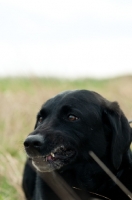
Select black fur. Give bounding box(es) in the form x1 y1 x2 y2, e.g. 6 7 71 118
22 90 132 200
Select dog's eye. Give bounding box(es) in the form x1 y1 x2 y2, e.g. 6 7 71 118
68 114 79 121
38 117 43 124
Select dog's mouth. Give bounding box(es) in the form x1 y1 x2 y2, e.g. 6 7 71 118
29 145 76 172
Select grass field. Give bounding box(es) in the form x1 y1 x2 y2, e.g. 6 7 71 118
0 76 132 200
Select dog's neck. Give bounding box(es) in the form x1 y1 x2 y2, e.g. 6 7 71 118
59 153 132 197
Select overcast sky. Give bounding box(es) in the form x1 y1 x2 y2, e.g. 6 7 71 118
0 0 132 78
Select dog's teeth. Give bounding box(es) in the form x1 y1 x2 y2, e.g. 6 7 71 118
51 152 55 157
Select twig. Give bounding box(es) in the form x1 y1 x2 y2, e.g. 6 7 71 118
89 151 132 200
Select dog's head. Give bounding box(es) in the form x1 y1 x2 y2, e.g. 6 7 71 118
24 90 132 173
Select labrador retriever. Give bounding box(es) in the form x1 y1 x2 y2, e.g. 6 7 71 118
22 90 132 200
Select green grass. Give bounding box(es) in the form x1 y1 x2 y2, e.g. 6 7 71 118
0 176 18 200
0 75 132 200
0 77 110 92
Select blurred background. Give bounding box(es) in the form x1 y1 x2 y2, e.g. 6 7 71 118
0 0 132 199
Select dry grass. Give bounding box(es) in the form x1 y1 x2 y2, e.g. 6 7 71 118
0 76 132 200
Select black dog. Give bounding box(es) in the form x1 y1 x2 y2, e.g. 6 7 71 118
22 90 132 200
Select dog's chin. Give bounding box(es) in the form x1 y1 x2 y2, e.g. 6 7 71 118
28 145 76 172
32 158 65 172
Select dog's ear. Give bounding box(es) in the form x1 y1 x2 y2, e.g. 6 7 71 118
103 101 131 169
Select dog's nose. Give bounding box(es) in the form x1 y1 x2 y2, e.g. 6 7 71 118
24 135 44 149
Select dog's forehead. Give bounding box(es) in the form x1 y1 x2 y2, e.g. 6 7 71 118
56 90 104 103
43 90 105 109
